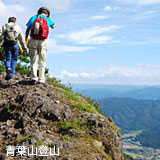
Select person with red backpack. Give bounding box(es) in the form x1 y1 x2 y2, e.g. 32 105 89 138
25 7 55 84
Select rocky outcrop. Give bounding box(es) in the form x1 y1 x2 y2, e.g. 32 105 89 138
0 72 124 160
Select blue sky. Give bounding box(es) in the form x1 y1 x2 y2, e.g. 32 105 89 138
1 0 160 85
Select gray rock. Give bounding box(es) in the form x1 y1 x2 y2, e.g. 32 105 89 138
0 72 123 160
63 142 72 149
0 100 7 106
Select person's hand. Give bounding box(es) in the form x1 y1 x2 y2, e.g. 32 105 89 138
51 25 55 29
25 37 30 44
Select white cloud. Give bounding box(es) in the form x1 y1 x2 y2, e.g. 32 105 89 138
104 5 121 11
59 71 90 78
0 0 77 29
118 0 160 5
59 25 123 45
91 15 110 20
134 10 160 20
60 70 79 78
79 72 90 78
0 0 27 26
0 1 96 54
114 6 121 10
104 5 112 11
1 0 80 13
54 65 160 85
80 36 112 45
41 0 80 11
47 39 96 54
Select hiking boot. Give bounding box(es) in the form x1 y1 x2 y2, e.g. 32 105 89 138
30 79 38 85
38 80 45 84
6 68 11 80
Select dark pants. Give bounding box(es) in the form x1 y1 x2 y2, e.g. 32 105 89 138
4 42 19 78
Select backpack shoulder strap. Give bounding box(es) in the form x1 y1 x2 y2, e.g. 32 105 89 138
5 23 8 29
5 23 15 29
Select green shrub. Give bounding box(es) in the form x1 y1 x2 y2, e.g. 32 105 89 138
58 89 79 101
16 63 31 76
59 119 91 131
71 102 95 113
84 96 103 114
0 64 5 72
47 77 72 91
62 135 71 142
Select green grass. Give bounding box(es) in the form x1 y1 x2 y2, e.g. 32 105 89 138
58 89 80 101
47 77 72 91
0 64 5 72
59 119 92 131
62 135 71 142
47 77 104 115
36 140 44 146
58 90 100 113
71 102 96 113
47 143 57 148
17 134 34 143
74 94 103 114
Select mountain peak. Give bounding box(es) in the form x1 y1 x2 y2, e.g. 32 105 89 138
0 72 124 160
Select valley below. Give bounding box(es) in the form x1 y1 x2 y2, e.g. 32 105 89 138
73 85 160 159
122 131 160 160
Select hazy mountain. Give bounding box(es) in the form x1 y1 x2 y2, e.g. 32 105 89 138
73 85 160 100
73 85 160 148
74 88 118 99
99 97 160 149
135 126 160 149
117 87 160 100
72 84 152 92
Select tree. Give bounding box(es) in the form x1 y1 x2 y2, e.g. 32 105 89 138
0 45 6 72
0 40 49 77
0 39 31 75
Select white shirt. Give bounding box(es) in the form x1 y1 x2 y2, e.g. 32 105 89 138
0 22 27 50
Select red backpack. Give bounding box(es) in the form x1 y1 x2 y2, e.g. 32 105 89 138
31 16 49 40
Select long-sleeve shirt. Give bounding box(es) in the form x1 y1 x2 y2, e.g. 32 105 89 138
0 22 27 50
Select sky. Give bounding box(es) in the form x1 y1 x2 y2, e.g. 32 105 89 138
1 0 160 85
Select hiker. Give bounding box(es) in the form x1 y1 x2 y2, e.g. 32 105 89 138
0 17 28 80
25 7 55 84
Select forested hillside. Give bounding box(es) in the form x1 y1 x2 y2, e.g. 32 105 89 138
99 97 160 148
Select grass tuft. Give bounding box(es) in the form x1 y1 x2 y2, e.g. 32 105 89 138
17 134 34 143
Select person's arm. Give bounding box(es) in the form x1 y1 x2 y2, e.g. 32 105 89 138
25 15 36 42
47 17 55 29
0 28 2 39
0 25 5 39
18 26 28 52
25 27 30 42
0 26 4 48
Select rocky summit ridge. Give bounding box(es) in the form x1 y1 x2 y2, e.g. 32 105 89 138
0 72 124 160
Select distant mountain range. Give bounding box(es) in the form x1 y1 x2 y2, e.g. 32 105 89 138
99 97 160 131
73 85 160 100
99 97 160 149
73 85 160 149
